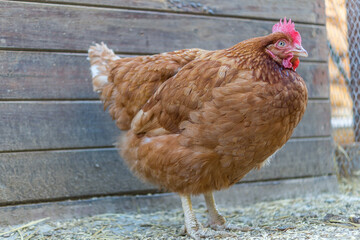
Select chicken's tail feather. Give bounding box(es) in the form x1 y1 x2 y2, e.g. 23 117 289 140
88 42 119 93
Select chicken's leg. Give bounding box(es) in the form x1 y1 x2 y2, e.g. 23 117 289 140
203 192 240 231
180 194 234 239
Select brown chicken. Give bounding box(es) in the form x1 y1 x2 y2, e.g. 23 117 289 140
88 18 308 239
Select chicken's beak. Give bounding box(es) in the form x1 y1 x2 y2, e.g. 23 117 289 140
292 45 308 58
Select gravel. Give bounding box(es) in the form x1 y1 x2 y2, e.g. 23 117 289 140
1 175 359 240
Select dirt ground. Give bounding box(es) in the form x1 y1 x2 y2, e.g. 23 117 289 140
1 175 359 240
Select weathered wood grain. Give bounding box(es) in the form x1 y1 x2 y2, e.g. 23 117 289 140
0 52 98 100
0 0 332 212
0 137 333 205
243 137 333 182
298 62 329 99
0 148 153 205
33 0 326 25
0 102 120 151
293 100 331 138
0 175 338 225
0 1 327 61
0 175 337 226
0 101 330 152
0 51 329 100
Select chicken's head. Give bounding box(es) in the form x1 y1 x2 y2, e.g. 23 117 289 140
265 18 308 71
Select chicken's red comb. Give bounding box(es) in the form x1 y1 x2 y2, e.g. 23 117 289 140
272 17 301 45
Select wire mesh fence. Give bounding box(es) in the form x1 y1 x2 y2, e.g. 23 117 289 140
346 0 360 142
326 0 360 177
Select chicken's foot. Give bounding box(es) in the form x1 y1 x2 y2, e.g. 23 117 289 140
203 192 241 231
180 194 235 239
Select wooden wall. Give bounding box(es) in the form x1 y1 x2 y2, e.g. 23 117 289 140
0 0 331 206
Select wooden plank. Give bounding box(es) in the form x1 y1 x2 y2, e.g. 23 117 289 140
0 175 338 226
0 137 333 205
0 1 327 61
35 0 326 25
0 52 97 100
0 102 120 151
0 51 328 100
0 148 153 205
297 62 329 99
293 100 331 138
0 101 330 152
243 137 333 182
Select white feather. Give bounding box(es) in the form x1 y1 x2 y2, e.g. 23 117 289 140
143 137 152 144
91 65 100 78
96 75 108 84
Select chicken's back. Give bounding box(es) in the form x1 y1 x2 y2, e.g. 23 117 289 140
88 43 205 130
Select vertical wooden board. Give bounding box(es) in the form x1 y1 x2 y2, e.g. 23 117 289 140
243 137 333 182
0 1 327 61
0 149 153 204
0 102 120 151
0 51 328 100
41 0 326 24
293 100 331 137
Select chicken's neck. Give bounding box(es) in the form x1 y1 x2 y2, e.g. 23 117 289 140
225 40 297 84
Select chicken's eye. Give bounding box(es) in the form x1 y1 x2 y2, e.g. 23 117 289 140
278 41 286 47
